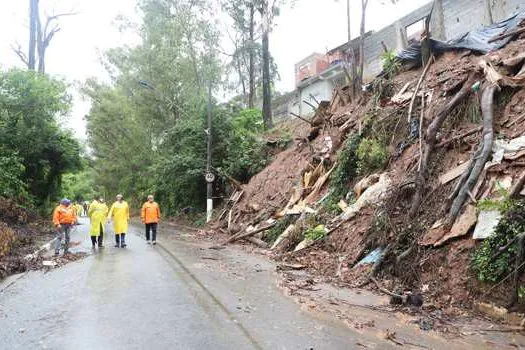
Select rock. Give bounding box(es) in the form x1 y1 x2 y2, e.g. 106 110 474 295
473 210 502 239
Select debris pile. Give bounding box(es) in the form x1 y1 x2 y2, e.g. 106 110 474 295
0 198 54 278
213 12 525 312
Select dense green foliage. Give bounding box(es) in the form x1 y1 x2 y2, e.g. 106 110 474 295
472 201 525 283
322 134 361 213
222 109 269 182
84 0 274 214
356 138 388 176
331 134 361 200
0 147 27 201
61 169 96 202
303 225 326 241
380 50 400 78
0 70 80 206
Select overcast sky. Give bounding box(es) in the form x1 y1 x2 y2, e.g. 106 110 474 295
0 0 430 140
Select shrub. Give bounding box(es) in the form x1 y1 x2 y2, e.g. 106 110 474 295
381 50 400 78
471 200 525 283
356 138 388 176
303 225 326 241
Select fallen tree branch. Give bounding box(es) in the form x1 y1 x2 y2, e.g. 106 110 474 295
245 236 269 248
448 153 479 202
507 112 525 128
447 85 496 227
484 259 525 297
512 234 525 305
410 74 477 216
510 171 525 198
418 91 425 171
290 112 314 126
221 222 276 246
490 235 520 263
437 126 483 148
407 57 433 123
303 100 317 111
371 277 403 299
396 246 414 265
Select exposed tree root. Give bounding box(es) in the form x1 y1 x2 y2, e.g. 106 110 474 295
446 85 496 228
410 74 477 217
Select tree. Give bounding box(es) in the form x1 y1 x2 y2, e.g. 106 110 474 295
28 0 38 70
222 0 258 108
84 0 274 214
0 69 81 205
84 0 223 212
260 0 273 129
346 0 398 96
14 1 77 73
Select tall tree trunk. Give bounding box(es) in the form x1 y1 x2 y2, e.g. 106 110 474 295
261 1 273 129
36 13 45 73
347 0 357 99
358 0 368 91
28 0 38 70
248 3 255 109
346 0 351 42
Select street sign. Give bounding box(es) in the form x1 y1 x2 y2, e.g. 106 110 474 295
205 172 215 183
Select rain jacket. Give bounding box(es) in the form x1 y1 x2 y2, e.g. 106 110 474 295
53 204 77 226
75 204 83 216
88 200 109 237
108 201 130 234
141 201 160 224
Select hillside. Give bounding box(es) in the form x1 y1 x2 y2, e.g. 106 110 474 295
215 16 525 313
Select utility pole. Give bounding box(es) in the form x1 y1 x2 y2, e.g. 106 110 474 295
205 84 213 223
347 0 351 42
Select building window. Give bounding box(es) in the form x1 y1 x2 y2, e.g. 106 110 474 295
406 17 426 43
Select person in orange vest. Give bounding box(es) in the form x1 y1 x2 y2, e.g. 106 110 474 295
52 198 77 256
141 195 161 245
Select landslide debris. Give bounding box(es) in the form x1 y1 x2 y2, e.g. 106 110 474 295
213 14 525 315
0 198 54 279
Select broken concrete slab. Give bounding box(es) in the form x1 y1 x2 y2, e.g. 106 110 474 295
340 173 391 222
489 136 525 166
294 237 315 252
473 210 502 239
354 174 380 199
434 205 478 247
271 224 295 250
439 162 470 184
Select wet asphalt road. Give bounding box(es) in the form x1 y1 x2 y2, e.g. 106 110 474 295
0 218 390 350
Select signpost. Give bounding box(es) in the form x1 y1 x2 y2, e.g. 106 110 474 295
206 84 213 223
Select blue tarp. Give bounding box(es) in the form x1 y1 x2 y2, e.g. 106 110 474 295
397 11 525 65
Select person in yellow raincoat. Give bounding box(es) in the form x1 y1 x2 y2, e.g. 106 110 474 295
88 196 108 248
107 194 130 248
74 202 83 218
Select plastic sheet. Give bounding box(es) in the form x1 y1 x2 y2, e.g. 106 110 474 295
397 11 525 66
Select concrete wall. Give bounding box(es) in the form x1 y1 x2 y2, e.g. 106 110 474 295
362 2 434 79
362 0 525 80
439 0 524 40
275 0 525 122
